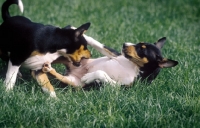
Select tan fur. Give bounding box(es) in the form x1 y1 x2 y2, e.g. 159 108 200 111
30 51 44 56
33 71 55 92
142 45 146 49
68 45 91 63
124 46 148 67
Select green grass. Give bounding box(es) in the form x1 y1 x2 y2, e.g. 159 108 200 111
0 0 200 127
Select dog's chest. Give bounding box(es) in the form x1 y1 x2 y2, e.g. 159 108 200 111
22 52 62 70
86 56 140 84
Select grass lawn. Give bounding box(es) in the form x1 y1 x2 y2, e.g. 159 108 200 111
0 0 200 127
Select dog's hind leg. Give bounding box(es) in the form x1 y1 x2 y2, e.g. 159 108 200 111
32 70 56 97
42 63 82 87
81 70 117 86
4 60 20 90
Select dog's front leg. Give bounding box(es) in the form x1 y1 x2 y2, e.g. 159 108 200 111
42 63 82 87
4 60 20 90
83 35 120 58
81 70 117 86
32 70 56 97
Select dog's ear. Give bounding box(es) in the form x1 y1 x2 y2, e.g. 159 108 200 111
158 58 178 68
75 22 91 37
154 37 166 49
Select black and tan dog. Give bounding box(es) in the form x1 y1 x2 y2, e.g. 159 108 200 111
42 37 178 87
0 0 94 97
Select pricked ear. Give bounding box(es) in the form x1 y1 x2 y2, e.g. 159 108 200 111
159 59 178 68
154 37 166 49
75 22 91 37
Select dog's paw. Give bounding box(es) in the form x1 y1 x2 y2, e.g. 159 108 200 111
81 72 96 84
50 91 57 98
4 81 15 91
42 62 53 73
81 70 110 84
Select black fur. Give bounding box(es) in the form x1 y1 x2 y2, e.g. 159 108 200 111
123 37 178 84
0 0 90 66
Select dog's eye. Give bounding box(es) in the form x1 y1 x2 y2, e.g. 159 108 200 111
156 55 163 61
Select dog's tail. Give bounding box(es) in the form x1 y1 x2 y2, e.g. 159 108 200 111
1 0 24 21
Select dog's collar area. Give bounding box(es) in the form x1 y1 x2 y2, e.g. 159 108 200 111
138 67 161 83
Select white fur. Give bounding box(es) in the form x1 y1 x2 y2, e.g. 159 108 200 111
42 87 56 97
22 49 66 70
67 25 115 58
18 0 24 13
81 55 139 86
4 60 20 90
124 42 135 46
4 49 65 96
54 55 140 86
50 91 56 97
84 35 115 58
81 70 117 86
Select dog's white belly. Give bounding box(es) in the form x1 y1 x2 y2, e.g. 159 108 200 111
22 52 62 70
86 56 139 85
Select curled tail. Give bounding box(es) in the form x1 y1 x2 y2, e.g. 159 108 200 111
1 0 24 21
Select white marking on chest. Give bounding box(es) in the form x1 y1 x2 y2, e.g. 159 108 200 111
22 49 66 70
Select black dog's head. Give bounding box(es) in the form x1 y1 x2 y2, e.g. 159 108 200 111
122 37 178 83
59 22 91 66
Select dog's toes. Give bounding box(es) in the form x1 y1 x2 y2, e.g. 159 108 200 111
5 83 14 91
43 62 50 67
49 91 57 98
81 73 95 84
42 67 49 73
42 63 53 73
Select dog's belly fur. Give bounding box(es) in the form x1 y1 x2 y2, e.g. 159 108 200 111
22 50 64 70
68 56 140 85
87 56 139 85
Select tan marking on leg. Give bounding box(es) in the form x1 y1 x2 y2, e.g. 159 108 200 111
48 69 77 87
35 71 55 93
30 51 44 56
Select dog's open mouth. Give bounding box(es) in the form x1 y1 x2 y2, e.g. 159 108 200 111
72 61 81 67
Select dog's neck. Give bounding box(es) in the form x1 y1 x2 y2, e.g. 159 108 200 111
138 65 161 83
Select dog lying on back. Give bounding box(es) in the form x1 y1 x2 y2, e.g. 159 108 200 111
0 0 119 97
42 37 178 87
